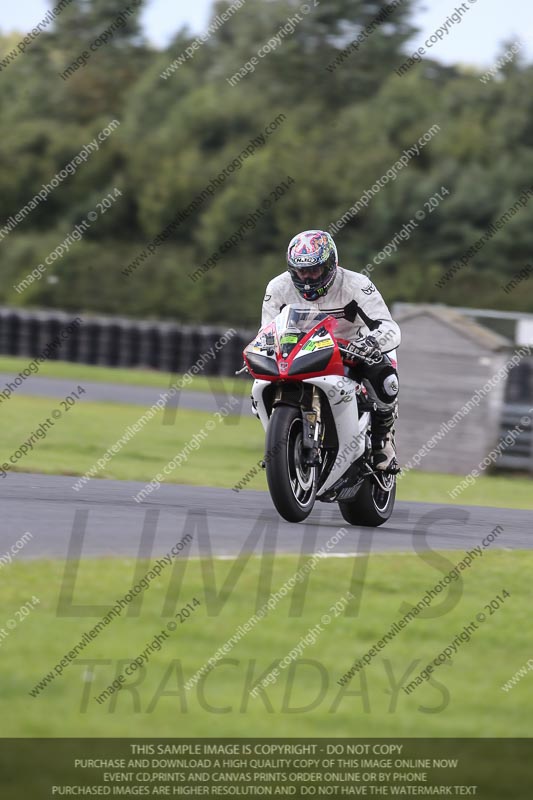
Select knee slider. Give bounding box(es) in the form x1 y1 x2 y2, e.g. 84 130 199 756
362 364 399 407
383 373 399 398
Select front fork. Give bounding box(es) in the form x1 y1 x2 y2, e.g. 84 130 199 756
301 386 322 466
271 384 322 466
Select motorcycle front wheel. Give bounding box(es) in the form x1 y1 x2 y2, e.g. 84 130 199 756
265 405 317 523
338 472 396 527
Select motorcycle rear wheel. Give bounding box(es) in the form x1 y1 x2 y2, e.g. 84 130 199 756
338 473 396 527
265 405 317 523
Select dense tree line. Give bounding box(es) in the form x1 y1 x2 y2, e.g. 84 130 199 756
0 0 532 326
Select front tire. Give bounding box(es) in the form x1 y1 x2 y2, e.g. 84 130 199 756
338 473 396 527
265 405 317 523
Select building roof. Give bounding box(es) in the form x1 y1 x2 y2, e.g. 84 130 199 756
394 304 512 352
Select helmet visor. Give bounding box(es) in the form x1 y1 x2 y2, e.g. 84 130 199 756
292 264 326 282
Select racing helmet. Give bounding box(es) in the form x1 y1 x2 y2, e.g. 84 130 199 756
287 229 338 301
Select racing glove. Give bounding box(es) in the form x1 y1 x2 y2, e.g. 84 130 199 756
344 335 383 365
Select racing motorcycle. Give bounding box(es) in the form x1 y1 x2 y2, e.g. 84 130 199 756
240 305 397 526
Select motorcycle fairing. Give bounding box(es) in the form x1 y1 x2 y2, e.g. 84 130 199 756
251 375 369 494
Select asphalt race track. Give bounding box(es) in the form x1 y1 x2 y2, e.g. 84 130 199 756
0 373 249 414
1 474 530 561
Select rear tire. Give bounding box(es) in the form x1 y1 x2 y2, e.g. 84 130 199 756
265 405 317 523
338 473 396 527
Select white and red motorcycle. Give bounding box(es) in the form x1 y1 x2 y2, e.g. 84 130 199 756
242 305 396 526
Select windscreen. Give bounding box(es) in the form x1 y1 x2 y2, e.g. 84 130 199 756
276 305 333 335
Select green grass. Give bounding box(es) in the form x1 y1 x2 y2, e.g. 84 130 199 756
0 355 252 395
0 395 531 508
397 469 533 510
0 396 258 486
1 551 531 737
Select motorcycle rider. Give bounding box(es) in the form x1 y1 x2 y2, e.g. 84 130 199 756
261 229 400 472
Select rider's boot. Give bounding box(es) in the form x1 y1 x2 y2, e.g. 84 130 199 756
371 409 400 473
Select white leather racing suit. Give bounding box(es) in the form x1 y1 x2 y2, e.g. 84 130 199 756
262 267 401 354
261 267 401 470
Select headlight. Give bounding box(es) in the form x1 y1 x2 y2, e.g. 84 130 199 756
245 353 279 377
288 350 332 375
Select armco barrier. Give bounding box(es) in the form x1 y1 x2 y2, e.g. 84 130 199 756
0 307 253 376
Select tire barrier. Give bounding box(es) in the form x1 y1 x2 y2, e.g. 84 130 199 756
0 307 253 377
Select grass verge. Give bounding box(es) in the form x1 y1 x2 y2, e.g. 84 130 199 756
2 551 531 737
0 356 252 395
0 396 531 508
